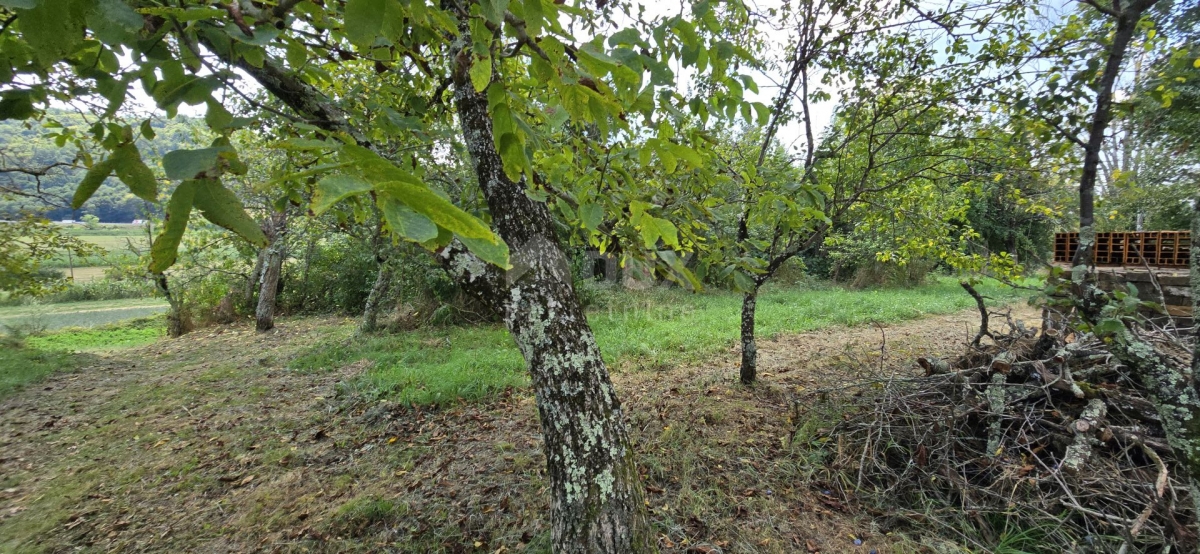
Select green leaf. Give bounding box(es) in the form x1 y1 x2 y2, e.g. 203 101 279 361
191 179 268 246
0 0 37 8
312 174 373 215
149 181 197 273
376 193 439 242
205 98 234 130
73 157 117 209
110 144 158 202
0 93 35 120
1093 318 1125 337
18 0 88 64
345 0 386 46
377 180 497 242
479 0 509 24
732 270 756 292
162 147 226 180
666 143 702 168
469 56 492 93
140 120 156 140
458 234 511 269
579 202 603 231
579 43 619 66
88 0 144 45
638 214 678 249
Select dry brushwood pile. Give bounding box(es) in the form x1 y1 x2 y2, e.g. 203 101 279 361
799 298 1197 552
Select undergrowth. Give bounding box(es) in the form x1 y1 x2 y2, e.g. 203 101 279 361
292 278 1030 407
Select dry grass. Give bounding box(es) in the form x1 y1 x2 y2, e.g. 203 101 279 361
0 307 1036 553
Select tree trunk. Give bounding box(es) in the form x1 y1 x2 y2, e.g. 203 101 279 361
256 211 287 332
297 237 317 312
243 247 267 311
441 54 649 552
256 244 283 332
1069 6 1144 274
155 273 185 338
360 262 393 334
740 288 759 385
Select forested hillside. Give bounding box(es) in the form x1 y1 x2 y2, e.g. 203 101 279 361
0 111 202 222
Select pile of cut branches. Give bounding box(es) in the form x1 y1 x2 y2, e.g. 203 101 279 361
798 298 1196 552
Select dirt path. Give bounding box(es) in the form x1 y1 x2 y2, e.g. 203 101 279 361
0 305 1040 553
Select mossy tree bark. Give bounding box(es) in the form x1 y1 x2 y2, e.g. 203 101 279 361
740 288 759 384
437 54 649 552
360 261 393 334
255 211 287 332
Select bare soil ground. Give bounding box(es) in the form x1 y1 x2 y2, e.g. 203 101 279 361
0 305 1040 553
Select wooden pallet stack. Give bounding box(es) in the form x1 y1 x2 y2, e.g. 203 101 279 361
1053 231 1191 268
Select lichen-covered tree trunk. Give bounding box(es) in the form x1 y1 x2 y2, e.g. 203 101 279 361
255 244 283 332
740 288 759 385
439 57 649 553
360 262 393 334
255 211 287 332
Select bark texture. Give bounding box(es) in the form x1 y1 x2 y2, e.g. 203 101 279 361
440 54 649 552
360 262 393 334
255 211 287 332
740 289 759 385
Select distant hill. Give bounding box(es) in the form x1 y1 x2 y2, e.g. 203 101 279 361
0 110 204 222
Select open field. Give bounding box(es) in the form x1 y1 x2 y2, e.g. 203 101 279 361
0 298 168 331
0 286 1040 552
44 225 148 269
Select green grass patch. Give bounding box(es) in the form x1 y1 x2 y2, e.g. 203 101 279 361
292 325 528 406
292 278 1031 406
0 343 79 398
26 317 164 351
590 277 1030 370
0 317 164 398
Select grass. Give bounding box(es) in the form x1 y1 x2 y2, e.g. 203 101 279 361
0 340 81 398
292 277 1031 406
0 317 162 398
26 317 164 351
0 298 168 330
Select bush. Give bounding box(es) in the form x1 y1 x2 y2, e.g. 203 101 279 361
848 258 938 289
278 235 379 315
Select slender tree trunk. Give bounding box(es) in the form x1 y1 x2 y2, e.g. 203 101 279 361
256 244 283 332
441 53 649 552
244 248 267 311
155 273 185 338
1064 0 1200 522
360 262 393 334
740 288 759 385
1069 6 1144 275
256 211 287 332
